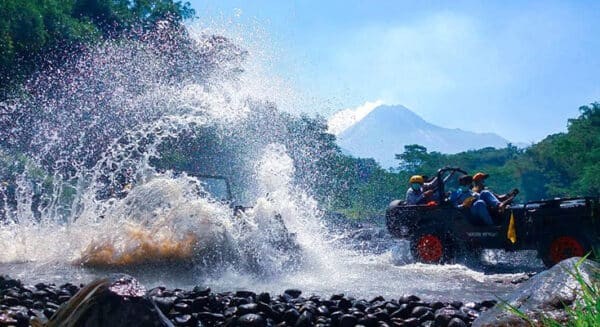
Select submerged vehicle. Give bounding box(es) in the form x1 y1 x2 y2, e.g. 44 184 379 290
386 167 600 267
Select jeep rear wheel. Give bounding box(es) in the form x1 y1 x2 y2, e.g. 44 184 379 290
541 235 588 267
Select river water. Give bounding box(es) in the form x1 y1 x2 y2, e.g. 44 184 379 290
0 21 543 303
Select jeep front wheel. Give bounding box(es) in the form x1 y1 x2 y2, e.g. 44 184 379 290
411 233 452 264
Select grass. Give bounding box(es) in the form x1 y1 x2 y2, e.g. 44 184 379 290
501 255 600 326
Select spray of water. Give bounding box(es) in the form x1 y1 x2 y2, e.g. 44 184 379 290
0 18 538 301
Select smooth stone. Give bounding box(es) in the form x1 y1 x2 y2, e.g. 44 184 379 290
154 296 177 313
317 305 330 316
410 306 430 318
338 298 352 310
174 302 191 314
192 286 211 297
0 296 20 306
174 314 194 326
295 311 313 327
238 303 259 315
284 289 302 299
358 314 378 327
196 312 225 322
257 292 271 304
447 317 467 327
418 310 435 323
237 313 267 327
339 314 358 327
434 307 468 327
236 291 256 299
402 317 419 327
330 294 345 301
283 308 300 325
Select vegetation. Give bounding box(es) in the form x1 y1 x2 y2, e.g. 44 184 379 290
0 0 194 96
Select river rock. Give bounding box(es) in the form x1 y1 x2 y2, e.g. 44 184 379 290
34 274 173 327
473 257 600 327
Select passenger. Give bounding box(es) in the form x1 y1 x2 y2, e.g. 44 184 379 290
405 175 434 205
449 175 474 207
446 174 495 225
472 172 519 202
470 172 517 225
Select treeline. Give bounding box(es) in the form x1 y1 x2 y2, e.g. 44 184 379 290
0 0 194 96
321 103 600 218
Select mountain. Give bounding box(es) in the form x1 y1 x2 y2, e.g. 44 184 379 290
335 104 510 168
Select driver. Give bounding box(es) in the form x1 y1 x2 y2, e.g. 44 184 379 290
405 175 435 205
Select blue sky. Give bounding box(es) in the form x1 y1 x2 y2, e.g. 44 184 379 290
188 1 600 143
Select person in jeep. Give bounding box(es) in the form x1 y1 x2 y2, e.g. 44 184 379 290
405 175 435 205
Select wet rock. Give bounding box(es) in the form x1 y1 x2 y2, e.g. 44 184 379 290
174 314 194 326
401 317 419 327
238 303 259 315
257 292 271 304
473 257 600 327
0 277 21 290
283 308 300 325
447 317 467 327
155 296 177 313
295 310 314 327
35 274 173 327
192 286 211 297
434 307 468 327
410 306 430 318
0 296 19 306
236 291 256 299
340 314 358 327
237 313 267 327
284 289 302 299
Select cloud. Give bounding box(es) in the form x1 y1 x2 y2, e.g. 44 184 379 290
327 100 384 135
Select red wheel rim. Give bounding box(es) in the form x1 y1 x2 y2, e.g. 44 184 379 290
549 236 585 264
416 234 443 263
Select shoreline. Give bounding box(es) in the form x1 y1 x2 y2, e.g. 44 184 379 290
0 274 496 327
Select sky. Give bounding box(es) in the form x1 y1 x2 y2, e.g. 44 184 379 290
188 0 600 143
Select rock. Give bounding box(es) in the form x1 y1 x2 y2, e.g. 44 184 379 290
0 277 21 290
192 286 211 296
237 313 267 327
284 289 302 299
283 308 300 325
154 296 177 313
295 311 313 327
434 307 468 327
410 306 430 318
33 274 173 327
236 291 256 299
447 317 467 327
340 314 358 327
473 257 600 327
238 303 259 315
257 292 271 304
174 314 194 326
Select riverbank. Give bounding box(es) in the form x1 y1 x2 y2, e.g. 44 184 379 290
1 274 494 327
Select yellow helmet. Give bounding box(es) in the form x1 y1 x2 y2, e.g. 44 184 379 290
409 175 424 184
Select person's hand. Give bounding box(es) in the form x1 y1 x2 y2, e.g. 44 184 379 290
424 190 434 197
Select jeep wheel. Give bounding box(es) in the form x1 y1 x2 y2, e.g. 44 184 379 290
411 233 453 264
540 234 588 267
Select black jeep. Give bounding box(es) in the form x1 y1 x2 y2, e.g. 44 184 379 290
386 167 600 267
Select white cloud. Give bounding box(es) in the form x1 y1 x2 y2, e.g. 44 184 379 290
327 100 384 135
